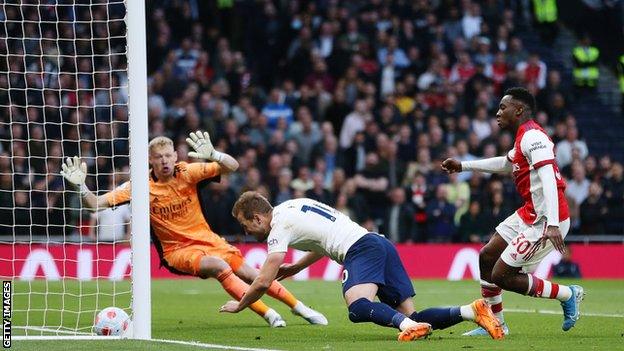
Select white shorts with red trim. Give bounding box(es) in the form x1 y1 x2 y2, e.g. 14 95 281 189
496 212 570 271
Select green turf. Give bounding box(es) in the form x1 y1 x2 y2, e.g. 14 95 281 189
8 279 624 350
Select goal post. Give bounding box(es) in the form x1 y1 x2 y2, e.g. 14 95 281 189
126 0 151 341
0 0 151 340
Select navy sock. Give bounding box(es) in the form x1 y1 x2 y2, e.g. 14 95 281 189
348 297 406 329
410 306 463 330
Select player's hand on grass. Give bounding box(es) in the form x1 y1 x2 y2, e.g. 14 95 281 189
186 130 222 161
276 263 302 281
543 225 565 253
441 158 462 173
219 300 240 313
60 156 87 186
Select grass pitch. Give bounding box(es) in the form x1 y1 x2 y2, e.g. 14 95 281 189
9 279 624 350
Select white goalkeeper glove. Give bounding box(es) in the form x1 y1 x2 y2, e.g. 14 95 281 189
186 130 224 162
60 156 89 195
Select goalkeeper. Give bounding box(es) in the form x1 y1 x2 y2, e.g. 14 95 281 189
61 131 327 328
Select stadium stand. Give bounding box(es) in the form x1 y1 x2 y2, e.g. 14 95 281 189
2 0 622 244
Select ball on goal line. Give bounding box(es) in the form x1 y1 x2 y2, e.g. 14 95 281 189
93 307 132 337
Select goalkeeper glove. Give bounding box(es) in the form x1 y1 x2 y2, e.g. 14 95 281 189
186 130 224 162
60 156 89 195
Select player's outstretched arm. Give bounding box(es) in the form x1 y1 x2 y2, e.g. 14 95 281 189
276 251 324 281
443 156 512 174
220 252 286 313
60 156 110 210
186 130 239 173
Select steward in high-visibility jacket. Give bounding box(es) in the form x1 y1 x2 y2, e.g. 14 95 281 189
533 0 557 24
572 38 600 88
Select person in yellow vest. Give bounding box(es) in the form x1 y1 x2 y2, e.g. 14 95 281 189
532 0 558 46
618 54 624 113
572 36 600 94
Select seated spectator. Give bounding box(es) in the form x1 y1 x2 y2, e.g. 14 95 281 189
290 166 314 193
566 162 590 210
579 182 608 235
377 36 409 69
516 53 547 89
305 173 332 205
446 172 470 226
556 126 589 168
604 162 624 234
382 187 417 243
339 99 371 149
272 168 294 205
552 249 582 278
262 88 294 131
354 153 389 222
425 184 456 242
458 201 489 243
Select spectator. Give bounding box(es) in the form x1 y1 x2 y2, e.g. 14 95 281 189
458 201 489 243
446 172 470 226
516 53 547 89
556 127 589 169
604 163 624 234
339 99 371 149
377 36 410 69
552 249 582 278
382 187 417 243
262 88 294 131
579 182 608 234
425 184 456 242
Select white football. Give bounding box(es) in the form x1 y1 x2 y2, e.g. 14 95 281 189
94 307 131 336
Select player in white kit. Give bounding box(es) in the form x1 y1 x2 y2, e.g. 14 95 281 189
220 192 504 342
442 87 584 336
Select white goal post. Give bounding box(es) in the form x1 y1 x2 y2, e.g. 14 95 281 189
0 0 150 340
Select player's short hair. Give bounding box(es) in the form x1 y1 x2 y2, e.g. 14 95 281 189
148 136 174 153
232 191 273 220
504 87 536 115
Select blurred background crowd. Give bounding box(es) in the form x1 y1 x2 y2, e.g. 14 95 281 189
0 0 622 243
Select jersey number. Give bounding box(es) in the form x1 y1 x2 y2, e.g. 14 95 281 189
301 205 336 222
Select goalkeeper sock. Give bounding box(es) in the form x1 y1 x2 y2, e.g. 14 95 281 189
267 280 298 308
216 268 269 317
409 307 463 330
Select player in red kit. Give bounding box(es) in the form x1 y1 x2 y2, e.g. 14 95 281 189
442 87 584 336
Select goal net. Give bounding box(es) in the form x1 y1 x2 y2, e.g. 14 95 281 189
0 0 150 339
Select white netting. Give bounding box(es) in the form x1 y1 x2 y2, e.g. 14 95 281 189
0 0 132 336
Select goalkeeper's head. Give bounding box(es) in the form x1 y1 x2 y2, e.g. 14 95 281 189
149 136 177 180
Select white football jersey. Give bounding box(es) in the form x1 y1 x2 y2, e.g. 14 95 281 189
508 120 568 225
267 198 369 263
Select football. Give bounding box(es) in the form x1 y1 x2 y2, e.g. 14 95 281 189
93 307 131 336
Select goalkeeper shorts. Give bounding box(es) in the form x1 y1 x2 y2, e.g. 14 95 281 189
163 243 244 277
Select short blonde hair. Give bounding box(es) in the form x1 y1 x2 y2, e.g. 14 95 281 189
148 136 174 153
232 191 273 220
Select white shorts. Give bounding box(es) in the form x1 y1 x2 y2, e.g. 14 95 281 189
496 212 570 271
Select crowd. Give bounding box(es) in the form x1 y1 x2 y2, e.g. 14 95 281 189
0 1 622 241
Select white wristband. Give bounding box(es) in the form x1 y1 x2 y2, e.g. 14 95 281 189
79 183 89 196
212 151 224 162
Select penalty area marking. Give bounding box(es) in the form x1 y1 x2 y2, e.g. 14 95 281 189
506 308 624 318
152 338 283 351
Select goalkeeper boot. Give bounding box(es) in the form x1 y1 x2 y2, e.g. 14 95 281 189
264 309 286 328
291 301 328 325
470 299 505 339
561 285 584 331
397 322 433 342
